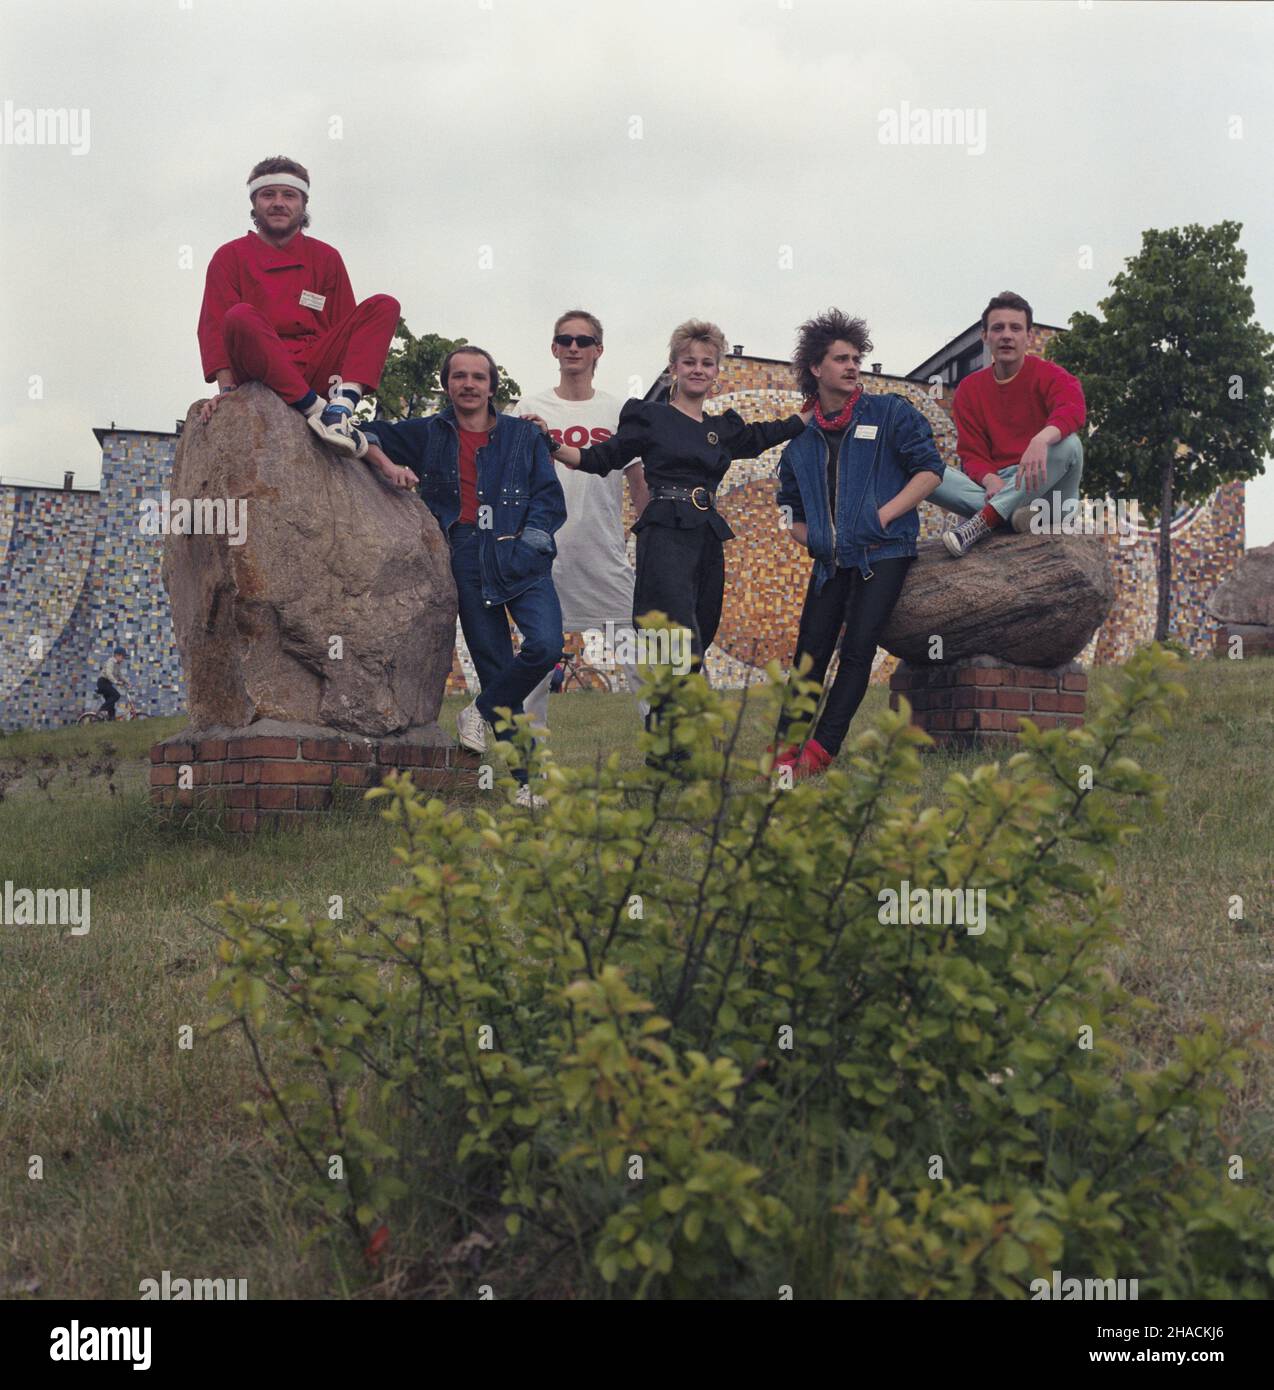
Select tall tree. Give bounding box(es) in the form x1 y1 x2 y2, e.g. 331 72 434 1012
365 320 522 421
1047 222 1274 641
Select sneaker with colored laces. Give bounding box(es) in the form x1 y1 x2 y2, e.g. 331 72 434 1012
791 738 833 780
514 783 547 809
456 701 487 753
307 405 368 458
942 511 993 557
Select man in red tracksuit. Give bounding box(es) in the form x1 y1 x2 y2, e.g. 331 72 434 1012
196 155 400 457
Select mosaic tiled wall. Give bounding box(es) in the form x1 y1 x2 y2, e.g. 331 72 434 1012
0 432 187 732
443 351 1244 696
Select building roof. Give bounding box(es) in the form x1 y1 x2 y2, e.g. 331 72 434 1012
92 424 181 446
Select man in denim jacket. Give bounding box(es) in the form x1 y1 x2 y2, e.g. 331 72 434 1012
361 346 566 803
774 310 943 778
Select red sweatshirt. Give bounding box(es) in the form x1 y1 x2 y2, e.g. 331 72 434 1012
952 353 1086 484
197 231 357 383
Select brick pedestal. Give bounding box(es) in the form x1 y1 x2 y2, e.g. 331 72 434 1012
888 656 1088 748
1213 623 1274 658
149 732 479 832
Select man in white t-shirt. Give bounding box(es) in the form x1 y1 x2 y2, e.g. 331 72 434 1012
519 309 650 728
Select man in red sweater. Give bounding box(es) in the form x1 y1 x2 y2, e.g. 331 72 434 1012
929 291 1086 556
196 155 400 458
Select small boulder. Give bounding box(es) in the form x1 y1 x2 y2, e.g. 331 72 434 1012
1208 542 1274 628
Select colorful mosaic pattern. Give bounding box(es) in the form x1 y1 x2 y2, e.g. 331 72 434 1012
0 431 187 731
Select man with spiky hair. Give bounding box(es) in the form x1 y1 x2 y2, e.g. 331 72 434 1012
773 309 944 777
196 156 400 459
929 291 1086 556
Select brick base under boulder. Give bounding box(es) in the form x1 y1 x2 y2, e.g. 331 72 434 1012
149 729 479 831
1212 623 1274 658
888 656 1088 748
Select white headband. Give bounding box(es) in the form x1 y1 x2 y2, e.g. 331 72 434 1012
248 173 310 197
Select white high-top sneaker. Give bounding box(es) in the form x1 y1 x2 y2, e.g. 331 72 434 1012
456 701 488 753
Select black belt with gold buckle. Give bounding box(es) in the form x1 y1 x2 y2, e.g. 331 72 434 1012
650 485 715 511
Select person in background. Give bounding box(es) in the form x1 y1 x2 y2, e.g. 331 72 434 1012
97 647 130 720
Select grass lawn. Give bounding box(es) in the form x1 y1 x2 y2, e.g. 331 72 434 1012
1 657 1271 1299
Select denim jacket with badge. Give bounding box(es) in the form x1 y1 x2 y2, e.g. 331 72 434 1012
363 405 566 607
776 393 944 592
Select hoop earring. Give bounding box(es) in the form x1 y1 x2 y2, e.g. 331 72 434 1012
709 379 722 396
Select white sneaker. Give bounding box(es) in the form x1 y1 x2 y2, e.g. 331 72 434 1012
514 784 547 809
1010 506 1035 534
457 701 487 753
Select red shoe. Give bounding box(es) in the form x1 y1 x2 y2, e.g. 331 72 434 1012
792 738 833 779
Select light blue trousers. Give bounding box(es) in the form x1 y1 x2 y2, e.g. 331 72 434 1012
928 434 1084 521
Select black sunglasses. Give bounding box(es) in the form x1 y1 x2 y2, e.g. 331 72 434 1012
553 334 599 349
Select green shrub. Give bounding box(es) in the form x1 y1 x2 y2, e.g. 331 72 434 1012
207 641 1274 1298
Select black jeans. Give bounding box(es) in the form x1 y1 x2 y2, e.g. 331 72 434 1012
96 677 121 719
778 556 912 756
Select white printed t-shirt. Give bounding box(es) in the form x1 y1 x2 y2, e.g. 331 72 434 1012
515 387 639 633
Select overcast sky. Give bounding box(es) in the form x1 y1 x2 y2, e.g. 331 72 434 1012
2 0 1271 544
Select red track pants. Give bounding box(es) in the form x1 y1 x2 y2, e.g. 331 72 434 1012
222 294 400 402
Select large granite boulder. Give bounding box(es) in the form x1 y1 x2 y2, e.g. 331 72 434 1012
880 533 1114 667
162 384 456 738
1208 542 1274 655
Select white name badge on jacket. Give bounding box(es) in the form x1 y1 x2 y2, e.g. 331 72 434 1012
299 290 326 311
854 424 879 439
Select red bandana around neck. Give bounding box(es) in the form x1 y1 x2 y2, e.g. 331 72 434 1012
814 387 862 432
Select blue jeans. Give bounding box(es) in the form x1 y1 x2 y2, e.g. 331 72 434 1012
928 434 1084 521
449 526 564 776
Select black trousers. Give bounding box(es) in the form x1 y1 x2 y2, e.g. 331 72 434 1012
632 523 724 668
778 556 912 756
96 677 121 718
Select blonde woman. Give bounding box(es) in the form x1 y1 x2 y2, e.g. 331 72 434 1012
544 319 812 674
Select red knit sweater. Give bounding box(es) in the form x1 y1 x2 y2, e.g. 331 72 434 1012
951 353 1086 484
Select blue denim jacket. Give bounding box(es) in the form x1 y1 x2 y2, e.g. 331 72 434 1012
776 393 944 590
363 406 567 607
